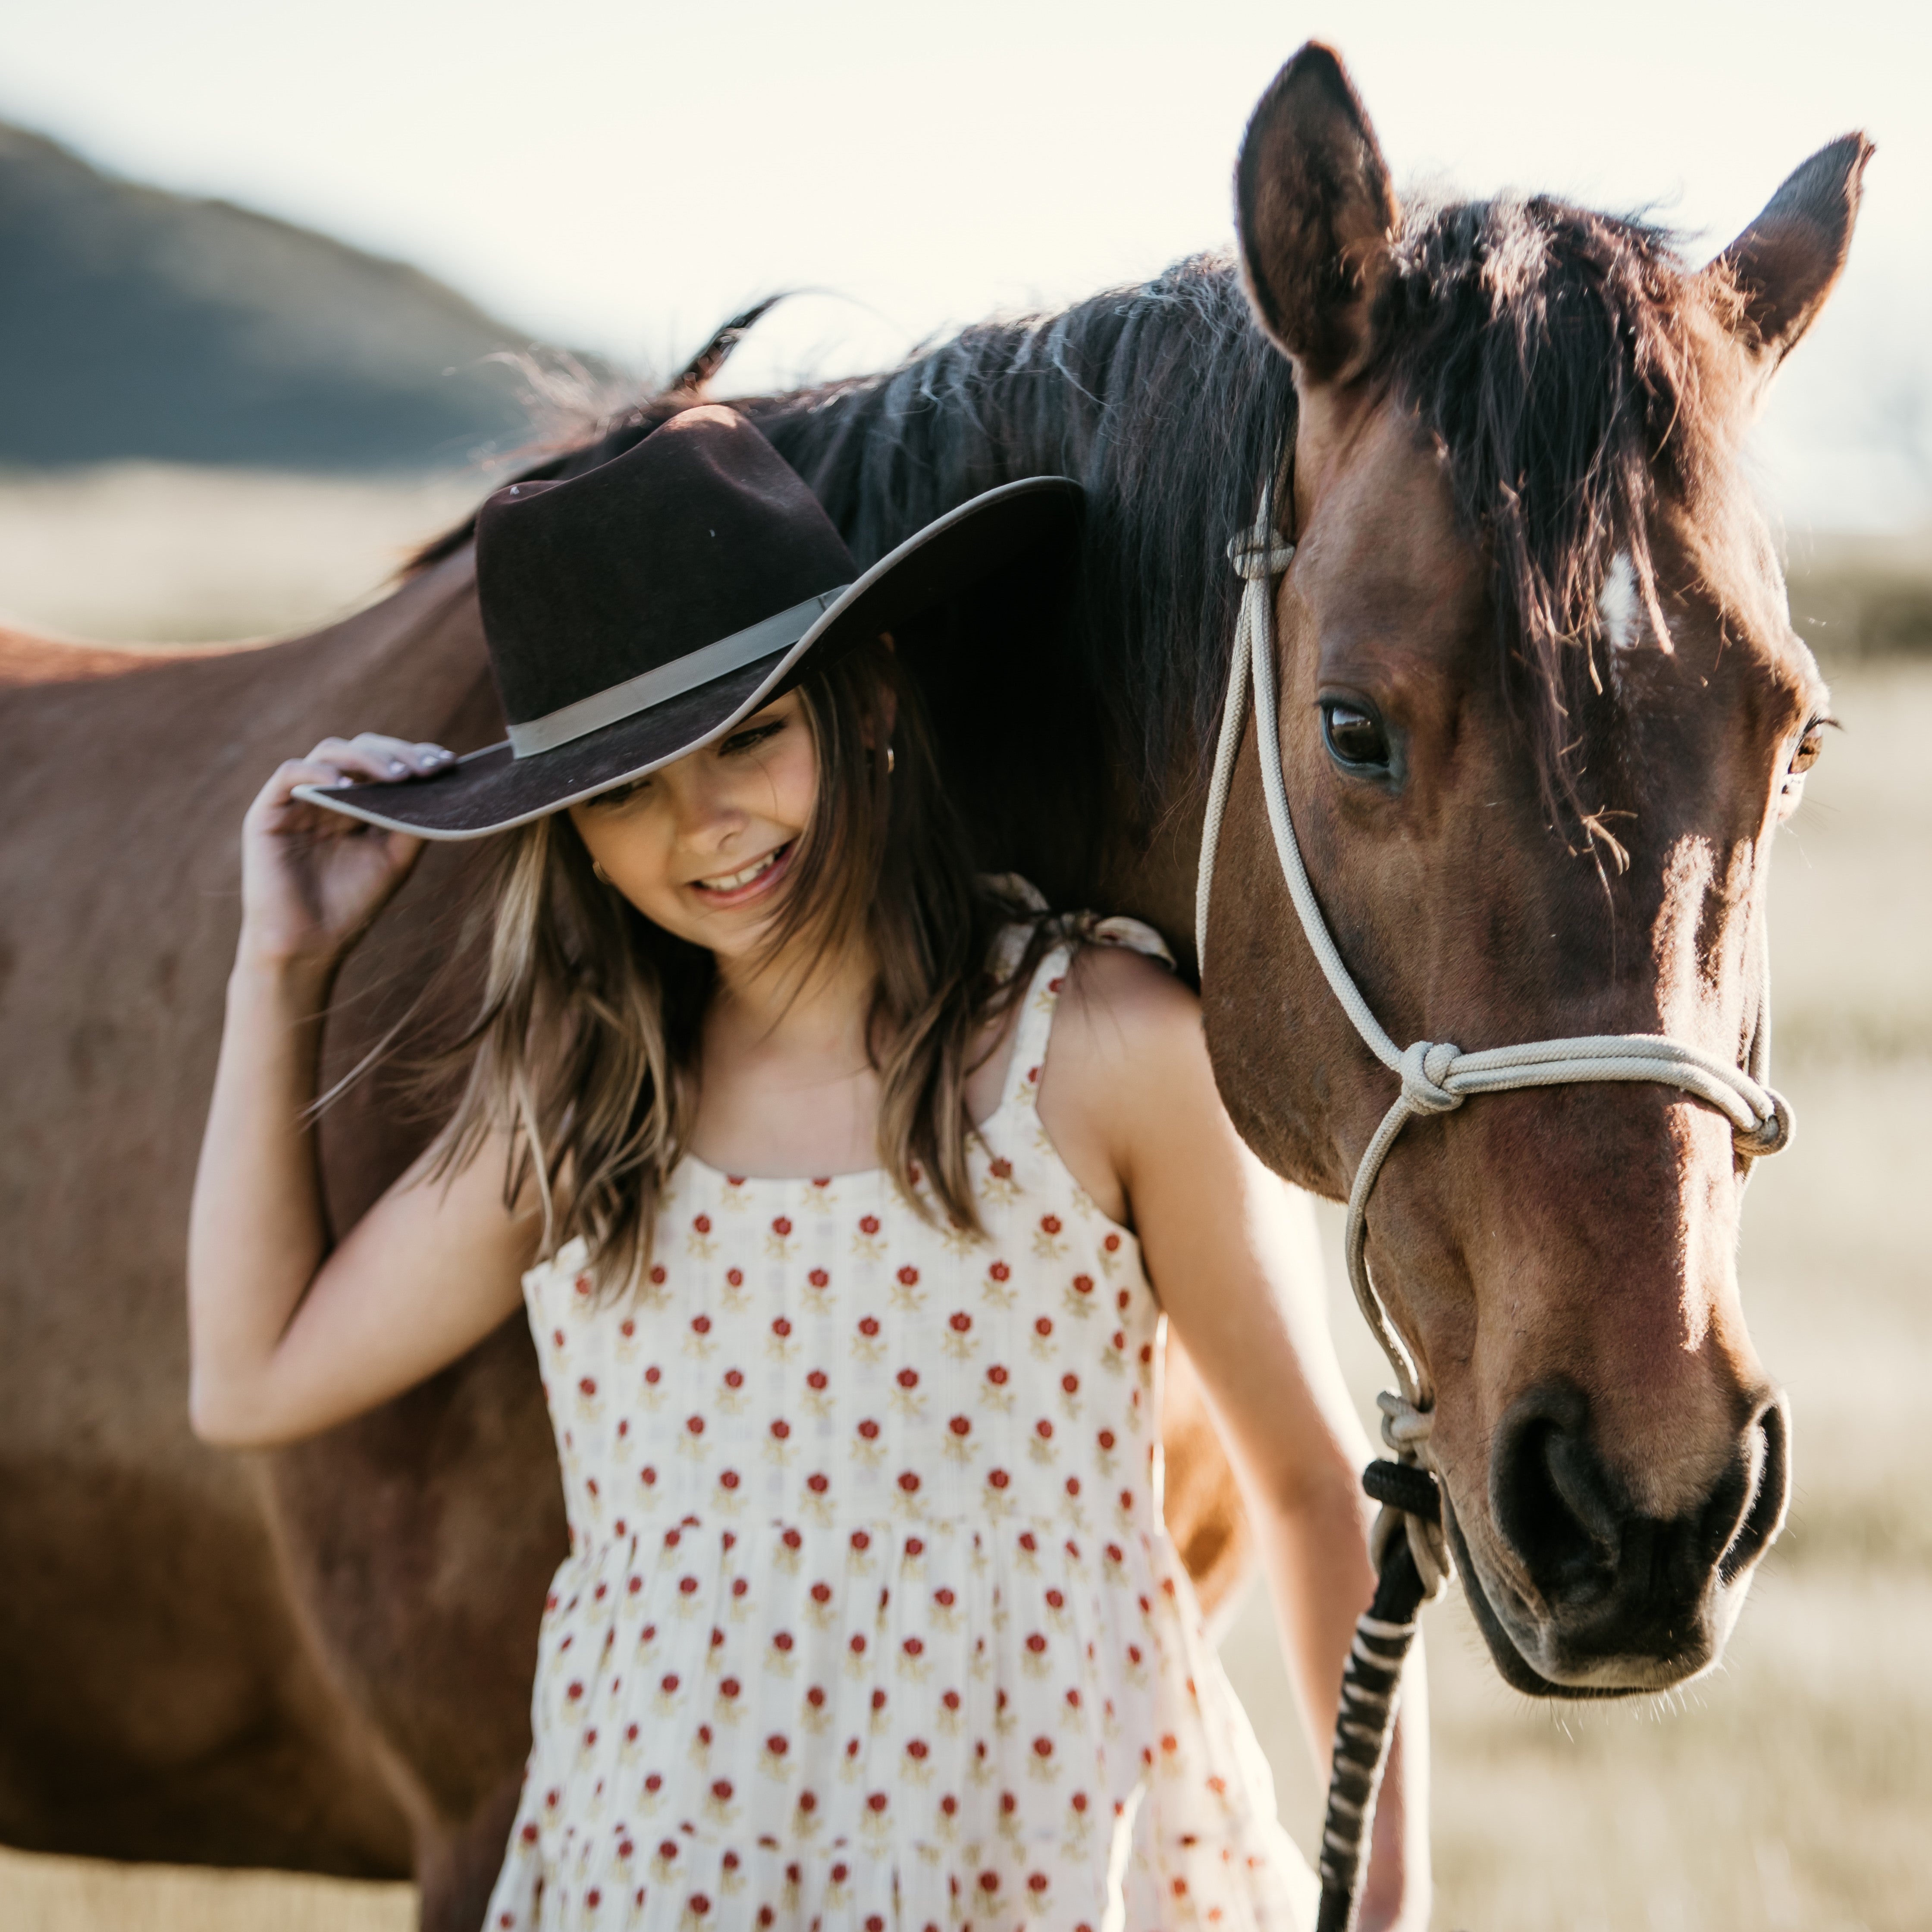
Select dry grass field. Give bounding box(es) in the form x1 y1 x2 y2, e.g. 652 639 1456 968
2 469 1926 1929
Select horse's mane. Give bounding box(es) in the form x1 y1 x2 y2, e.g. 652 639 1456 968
415 200 1732 830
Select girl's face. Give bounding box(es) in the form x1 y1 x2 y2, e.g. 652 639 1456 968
569 692 818 961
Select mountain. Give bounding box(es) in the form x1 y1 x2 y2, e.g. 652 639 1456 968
0 122 540 469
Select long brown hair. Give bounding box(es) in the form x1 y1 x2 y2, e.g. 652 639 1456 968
429 637 1053 1293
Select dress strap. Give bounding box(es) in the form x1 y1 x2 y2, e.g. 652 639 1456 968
992 913 1176 1118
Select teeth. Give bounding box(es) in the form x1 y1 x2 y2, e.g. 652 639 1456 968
698 848 782 892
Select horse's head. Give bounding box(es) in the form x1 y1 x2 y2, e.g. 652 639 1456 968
1204 44 1867 1695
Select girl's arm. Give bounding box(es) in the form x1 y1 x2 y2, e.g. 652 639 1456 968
188 735 537 1449
1039 946 1430 1932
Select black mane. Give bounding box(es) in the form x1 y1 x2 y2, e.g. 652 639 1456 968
419 204 1725 844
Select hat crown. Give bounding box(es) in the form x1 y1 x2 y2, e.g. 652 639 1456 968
475 406 857 729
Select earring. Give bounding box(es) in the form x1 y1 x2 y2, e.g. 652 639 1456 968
591 859 612 884
885 746 896 776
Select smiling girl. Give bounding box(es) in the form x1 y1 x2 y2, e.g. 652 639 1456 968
187 407 1423 1929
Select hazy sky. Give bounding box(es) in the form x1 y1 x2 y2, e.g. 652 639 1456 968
6 0 1927 529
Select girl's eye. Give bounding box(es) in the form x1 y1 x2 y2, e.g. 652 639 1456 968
720 721 784 756
1320 699 1393 773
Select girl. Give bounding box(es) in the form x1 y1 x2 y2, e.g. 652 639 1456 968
188 406 1423 1930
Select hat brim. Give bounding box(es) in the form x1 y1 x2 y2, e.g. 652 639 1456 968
294 474 1082 840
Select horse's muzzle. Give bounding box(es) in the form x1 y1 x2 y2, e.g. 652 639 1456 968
1453 1380 1791 1697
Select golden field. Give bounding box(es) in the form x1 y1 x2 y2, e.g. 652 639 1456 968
1 468 1926 1930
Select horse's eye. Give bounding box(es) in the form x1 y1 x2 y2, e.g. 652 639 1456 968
1320 700 1392 772
1788 722 1826 778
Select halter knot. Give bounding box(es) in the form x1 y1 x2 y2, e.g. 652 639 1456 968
1399 1040 1462 1116
1734 1090 1794 1159
1224 527 1297 583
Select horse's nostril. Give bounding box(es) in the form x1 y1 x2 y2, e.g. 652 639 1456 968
1490 1383 1623 1605
1718 1397 1791 1585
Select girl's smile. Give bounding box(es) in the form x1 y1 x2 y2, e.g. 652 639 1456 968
688 838 794 907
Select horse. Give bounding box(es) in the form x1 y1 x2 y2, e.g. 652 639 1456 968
0 41 1863 1929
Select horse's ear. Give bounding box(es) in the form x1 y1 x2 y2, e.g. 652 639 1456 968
1706 133 1872 384
1234 43 1399 385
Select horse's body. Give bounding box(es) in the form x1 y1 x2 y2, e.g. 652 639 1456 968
0 44 1863 1929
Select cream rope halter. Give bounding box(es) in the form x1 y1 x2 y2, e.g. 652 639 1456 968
1196 483 1796 1929
1194 483 1795 1593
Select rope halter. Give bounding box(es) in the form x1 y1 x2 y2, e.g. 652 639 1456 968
1196 484 1795 1595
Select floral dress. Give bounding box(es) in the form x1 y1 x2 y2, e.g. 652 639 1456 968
485 925 1316 1931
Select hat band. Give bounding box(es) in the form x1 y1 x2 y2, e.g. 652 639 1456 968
505 587 850 759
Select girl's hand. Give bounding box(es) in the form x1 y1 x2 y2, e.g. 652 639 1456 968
237 734 452 974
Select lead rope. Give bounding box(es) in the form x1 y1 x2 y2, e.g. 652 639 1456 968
1196 483 1796 1932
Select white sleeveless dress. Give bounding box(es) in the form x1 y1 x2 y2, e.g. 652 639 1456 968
486 925 1315 1932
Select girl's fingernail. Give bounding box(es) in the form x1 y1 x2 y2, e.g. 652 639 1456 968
389 760 406 774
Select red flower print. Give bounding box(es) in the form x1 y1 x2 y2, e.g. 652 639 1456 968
640 1467 657 1487
850 1634 867 1655
807 1369 827 1389
1026 1634 1046 1654
1040 1214 1061 1235
1104 1232 1121 1252
724 1369 743 1389
941 1794 958 1816
949 1311 971 1333
807 1473 829 1493
620 1318 635 1338
897 1367 919 1389
731 1579 748 1598
1036 1317 1054 1337
551 1329 565 1348
903 1636 923 1657
693 1214 711 1234
766 1733 787 1755
772 1317 792 1340
809 1268 829 1288
908 1738 929 1760
579 1376 597 1397
897 1264 919 1286
979 1871 999 1894
771 1418 790 1440
858 1419 879 1440
988 1364 1008 1386
1066 1477 1082 1497
661 1673 680 1693
772 1217 792 1236
720 1470 740 1490
650 1265 667 1286
721 1677 741 1697
644 1366 662 1385
1046 1588 1065 1609
989 1261 1010 1282
727 1267 743 1288
858 1316 880 1336
867 1791 888 1813
566 1680 584 1702
812 1582 831 1604
897 1471 920 1493
851 1530 871 1551
906 1537 923 1555
1098 1429 1115 1451
806 1684 825 1708
859 1215 880 1235
1062 1373 1079 1394
1036 1419 1054 1439
691 1314 711 1336
686 1414 704 1435
782 1528 802 1549
798 1791 817 1814
1033 1736 1053 1758
773 1631 793 1653
988 1468 1010 1490
1072 1275 1093 1295
1120 1489 1134 1511
989 1157 1012 1179
943 1688 960 1710
935 1587 955 1607
678 1577 698 1595
949 1415 971 1436
644 1773 661 1793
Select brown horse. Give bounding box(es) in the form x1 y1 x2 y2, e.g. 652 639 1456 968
0 41 1863 1929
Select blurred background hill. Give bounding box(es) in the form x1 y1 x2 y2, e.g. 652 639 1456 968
0 120 533 472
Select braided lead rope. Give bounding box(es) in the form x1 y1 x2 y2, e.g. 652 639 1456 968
1198 485 1799 1932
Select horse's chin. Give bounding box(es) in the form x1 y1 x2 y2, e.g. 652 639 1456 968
1440 1492 1748 1701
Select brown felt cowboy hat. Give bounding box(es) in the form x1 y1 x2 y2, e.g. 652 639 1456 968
295 404 1082 839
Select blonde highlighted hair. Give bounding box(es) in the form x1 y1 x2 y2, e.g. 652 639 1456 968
427 638 1053 1294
